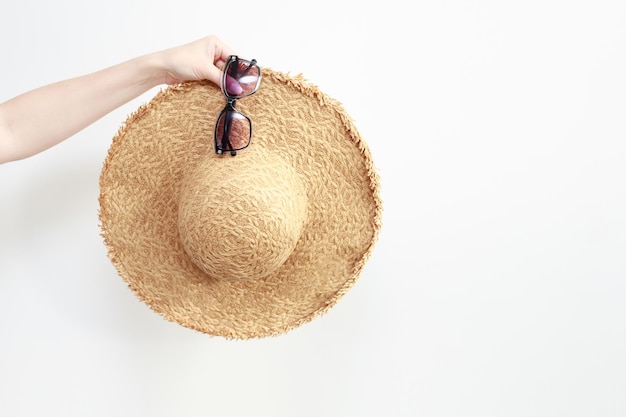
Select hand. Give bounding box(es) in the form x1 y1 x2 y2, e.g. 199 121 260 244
155 35 236 87
0 35 238 163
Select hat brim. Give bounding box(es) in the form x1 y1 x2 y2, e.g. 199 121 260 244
99 69 382 339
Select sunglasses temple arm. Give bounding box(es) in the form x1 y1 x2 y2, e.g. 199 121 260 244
240 59 257 76
223 109 235 150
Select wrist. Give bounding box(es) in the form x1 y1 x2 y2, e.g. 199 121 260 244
136 51 172 87
145 48 185 86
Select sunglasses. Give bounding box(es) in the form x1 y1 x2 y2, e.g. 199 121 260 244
214 55 262 156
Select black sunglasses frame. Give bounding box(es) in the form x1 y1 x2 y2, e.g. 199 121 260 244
214 55 261 156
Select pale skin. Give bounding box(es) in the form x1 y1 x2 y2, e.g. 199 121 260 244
0 35 235 164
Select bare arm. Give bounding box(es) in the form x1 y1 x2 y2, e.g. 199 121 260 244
0 35 235 164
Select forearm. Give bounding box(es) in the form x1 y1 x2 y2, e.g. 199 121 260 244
0 35 233 164
0 52 165 163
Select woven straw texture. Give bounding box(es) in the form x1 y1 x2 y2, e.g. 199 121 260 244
99 68 382 339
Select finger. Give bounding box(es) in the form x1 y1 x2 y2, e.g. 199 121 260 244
216 40 236 64
204 36 237 86
205 36 235 65
225 74 243 95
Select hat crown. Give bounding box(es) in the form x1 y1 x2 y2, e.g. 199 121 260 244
177 150 307 282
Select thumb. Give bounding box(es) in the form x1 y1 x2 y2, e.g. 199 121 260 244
224 74 243 95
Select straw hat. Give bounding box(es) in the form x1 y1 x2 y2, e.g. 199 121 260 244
98 67 382 339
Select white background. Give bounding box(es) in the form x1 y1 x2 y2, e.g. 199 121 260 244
1 1 626 416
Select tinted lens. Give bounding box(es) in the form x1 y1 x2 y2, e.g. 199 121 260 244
224 58 260 97
215 110 251 152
